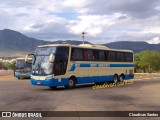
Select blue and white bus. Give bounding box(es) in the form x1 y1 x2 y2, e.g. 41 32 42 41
14 57 32 79
26 44 134 89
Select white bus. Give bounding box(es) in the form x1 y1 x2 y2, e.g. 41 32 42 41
26 44 134 89
14 57 32 79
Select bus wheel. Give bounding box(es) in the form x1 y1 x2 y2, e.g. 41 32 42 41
119 75 124 82
113 75 118 83
65 77 76 89
49 86 57 89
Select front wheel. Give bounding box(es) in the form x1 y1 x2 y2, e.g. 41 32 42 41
65 77 76 89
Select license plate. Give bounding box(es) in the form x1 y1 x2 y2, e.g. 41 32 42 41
37 82 41 85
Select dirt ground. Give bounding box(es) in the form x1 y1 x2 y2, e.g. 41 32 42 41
134 73 160 79
0 70 17 80
0 70 160 81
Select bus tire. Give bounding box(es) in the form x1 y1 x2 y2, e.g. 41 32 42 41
65 77 76 89
49 86 57 89
113 75 118 83
119 74 124 82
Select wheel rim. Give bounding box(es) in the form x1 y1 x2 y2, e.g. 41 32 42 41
68 79 74 87
114 76 118 83
120 76 124 82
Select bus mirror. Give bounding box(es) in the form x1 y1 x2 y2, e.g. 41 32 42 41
49 54 55 63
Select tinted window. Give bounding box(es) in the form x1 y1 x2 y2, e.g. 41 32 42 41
125 52 133 62
54 47 69 76
108 51 116 61
71 48 83 61
117 52 125 62
93 50 99 60
87 49 94 61
99 51 105 61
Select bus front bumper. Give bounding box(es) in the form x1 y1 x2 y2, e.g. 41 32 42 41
15 72 31 78
31 77 68 87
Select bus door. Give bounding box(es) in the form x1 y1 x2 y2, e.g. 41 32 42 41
53 47 69 76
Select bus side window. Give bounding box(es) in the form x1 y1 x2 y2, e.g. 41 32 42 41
108 51 116 61
125 53 133 62
94 50 99 61
105 51 108 61
71 48 83 61
117 52 125 62
84 50 88 61
99 51 105 61
87 49 94 61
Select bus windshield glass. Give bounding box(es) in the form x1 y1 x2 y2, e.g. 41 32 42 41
16 60 25 69
33 46 56 75
15 60 32 73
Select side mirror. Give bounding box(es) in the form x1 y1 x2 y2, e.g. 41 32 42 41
25 54 34 64
49 54 55 63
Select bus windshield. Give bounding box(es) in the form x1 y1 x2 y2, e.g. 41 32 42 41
16 60 25 69
33 46 56 75
15 60 32 73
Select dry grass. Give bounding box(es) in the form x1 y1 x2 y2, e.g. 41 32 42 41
0 70 17 80
134 73 160 79
0 70 12 76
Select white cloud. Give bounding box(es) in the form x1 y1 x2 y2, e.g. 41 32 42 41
68 13 127 37
0 0 160 44
147 37 160 44
143 27 160 34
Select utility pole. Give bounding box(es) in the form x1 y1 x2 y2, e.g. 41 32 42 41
82 32 87 44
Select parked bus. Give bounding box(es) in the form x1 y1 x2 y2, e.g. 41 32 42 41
26 44 134 89
14 57 32 79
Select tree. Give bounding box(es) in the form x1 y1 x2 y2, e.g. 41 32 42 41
134 50 160 73
8 61 16 70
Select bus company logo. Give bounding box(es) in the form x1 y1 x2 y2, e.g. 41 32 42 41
90 64 97 67
2 112 11 117
98 64 110 67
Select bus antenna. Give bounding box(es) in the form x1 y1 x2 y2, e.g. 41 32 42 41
82 32 87 44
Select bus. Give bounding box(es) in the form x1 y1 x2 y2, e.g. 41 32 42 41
26 44 134 89
14 57 32 79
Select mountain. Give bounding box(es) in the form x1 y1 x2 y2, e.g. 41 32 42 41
105 41 160 53
0 29 160 57
0 29 90 57
0 29 51 52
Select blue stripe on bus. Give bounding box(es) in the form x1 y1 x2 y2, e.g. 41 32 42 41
69 64 76 71
31 74 134 87
15 73 31 78
69 63 134 71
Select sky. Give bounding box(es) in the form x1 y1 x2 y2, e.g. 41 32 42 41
0 0 160 44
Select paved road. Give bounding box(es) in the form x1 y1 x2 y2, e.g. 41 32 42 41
0 78 160 120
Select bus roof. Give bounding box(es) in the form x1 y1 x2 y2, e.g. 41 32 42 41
17 57 32 60
16 57 25 60
38 44 133 53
